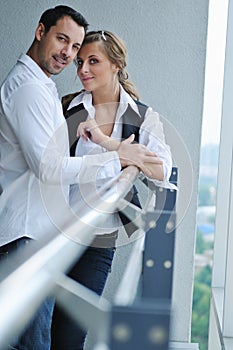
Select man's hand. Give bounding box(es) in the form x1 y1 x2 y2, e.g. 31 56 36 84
117 136 163 178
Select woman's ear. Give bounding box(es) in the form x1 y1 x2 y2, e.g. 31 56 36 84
112 64 120 74
35 23 45 41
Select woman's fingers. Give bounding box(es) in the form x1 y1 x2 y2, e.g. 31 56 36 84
77 120 107 145
77 120 96 140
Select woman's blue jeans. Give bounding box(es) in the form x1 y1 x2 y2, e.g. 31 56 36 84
51 246 115 350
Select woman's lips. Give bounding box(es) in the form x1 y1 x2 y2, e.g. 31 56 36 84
82 76 93 82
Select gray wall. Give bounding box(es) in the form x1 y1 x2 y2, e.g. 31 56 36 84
0 0 209 345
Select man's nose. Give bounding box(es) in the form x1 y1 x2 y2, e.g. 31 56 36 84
61 44 73 57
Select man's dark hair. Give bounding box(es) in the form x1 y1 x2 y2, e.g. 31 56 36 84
39 5 89 33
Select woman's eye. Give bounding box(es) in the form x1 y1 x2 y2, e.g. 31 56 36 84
90 58 98 64
77 60 83 67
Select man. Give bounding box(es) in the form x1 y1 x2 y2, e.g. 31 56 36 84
0 5 159 350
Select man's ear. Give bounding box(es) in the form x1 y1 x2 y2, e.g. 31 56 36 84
35 23 45 41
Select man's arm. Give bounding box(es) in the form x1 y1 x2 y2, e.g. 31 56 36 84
4 84 121 185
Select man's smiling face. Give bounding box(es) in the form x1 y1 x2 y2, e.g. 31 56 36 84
35 15 85 76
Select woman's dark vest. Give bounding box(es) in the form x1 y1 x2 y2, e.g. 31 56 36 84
63 93 148 237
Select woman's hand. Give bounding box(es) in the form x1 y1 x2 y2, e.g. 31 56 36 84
77 119 108 145
77 119 122 151
77 121 163 179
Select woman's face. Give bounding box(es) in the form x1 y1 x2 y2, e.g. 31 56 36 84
76 41 119 93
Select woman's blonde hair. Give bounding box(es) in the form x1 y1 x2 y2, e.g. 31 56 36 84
75 30 140 100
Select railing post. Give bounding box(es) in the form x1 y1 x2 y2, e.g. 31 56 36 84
109 302 170 350
109 168 177 349
141 210 176 300
142 168 177 299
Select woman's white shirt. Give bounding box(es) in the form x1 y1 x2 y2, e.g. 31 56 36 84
68 87 175 236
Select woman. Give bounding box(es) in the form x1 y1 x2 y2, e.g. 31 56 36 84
51 30 173 350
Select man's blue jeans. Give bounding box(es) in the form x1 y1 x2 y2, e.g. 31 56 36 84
0 238 54 350
51 246 115 350
12 296 54 350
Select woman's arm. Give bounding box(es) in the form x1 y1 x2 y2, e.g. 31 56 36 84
139 107 173 184
77 119 163 178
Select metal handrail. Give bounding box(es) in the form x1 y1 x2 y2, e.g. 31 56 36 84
0 166 141 349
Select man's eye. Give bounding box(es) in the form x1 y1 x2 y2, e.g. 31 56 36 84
58 36 66 42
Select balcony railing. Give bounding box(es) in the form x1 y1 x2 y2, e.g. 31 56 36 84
0 166 177 350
